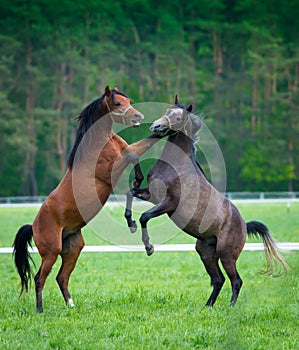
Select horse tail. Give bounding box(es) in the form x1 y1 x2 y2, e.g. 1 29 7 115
246 221 288 276
12 224 35 294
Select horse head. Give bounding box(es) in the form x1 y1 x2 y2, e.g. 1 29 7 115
104 86 144 127
150 95 202 137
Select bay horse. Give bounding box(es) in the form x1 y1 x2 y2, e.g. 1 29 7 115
13 86 162 312
124 96 288 306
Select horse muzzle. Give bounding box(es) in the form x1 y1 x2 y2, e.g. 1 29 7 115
131 113 144 127
150 121 170 136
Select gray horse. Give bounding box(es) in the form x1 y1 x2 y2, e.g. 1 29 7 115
124 96 287 306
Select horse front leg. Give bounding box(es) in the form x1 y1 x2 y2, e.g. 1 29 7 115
132 162 144 188
139 200 173 256
124 188 150 233
123 134 163 188
123 152 144 188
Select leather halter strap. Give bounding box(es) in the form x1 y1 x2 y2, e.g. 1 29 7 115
164 109 191 135
104 95 133 124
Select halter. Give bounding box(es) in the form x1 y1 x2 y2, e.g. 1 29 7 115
164 109 191 136
104 95 133 124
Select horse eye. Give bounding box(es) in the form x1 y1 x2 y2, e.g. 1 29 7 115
176 117 181 121
115 102 121 107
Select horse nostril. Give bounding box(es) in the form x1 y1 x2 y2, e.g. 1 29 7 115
150 124 160 132
135 113 144 120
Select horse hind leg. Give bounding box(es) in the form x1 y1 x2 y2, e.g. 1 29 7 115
220 258 242 306
195 238 225 307
35 249 60 313
217 242 243 306
56 231 85 308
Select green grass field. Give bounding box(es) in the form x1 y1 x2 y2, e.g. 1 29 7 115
0 202 298 349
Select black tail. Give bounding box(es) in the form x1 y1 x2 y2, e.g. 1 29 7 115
246 221 288 276
12 224 35 294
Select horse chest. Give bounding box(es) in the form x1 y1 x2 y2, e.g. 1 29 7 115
95 144 120 180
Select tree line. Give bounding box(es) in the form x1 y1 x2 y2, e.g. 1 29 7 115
0 0 298 196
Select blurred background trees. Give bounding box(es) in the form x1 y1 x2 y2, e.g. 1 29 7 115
0 0 298 195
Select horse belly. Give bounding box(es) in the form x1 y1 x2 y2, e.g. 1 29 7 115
169 202 223 240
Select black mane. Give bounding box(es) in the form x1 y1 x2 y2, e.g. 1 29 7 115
171 101 206 178
174 103 189 110
67 89 130 169
191 142 206 178
67 95 106 169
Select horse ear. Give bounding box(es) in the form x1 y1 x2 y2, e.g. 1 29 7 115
105 86 111 96
175 95 179 104
187 104 193 112
112 86 119 91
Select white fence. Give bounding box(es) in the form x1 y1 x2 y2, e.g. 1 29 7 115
1 192 299 206
226 192 299 200
1 243 299 254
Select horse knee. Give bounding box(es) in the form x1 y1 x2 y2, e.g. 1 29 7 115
139 213 151 228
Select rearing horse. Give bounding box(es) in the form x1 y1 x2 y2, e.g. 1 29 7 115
125 96 288 306
13 86 161 312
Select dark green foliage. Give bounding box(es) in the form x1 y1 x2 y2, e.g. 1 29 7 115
0 0 298 195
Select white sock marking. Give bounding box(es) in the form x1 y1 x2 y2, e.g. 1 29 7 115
68 298 75 307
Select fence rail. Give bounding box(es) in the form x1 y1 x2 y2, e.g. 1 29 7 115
1 243 298 254
226 192 299 200
0 196 47 204
1 192 299 205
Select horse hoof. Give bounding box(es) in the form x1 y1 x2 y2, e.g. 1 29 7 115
130 221 137 233
146 245 154 256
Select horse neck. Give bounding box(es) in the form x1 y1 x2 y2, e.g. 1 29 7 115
67 108 113 169
84 97 114 138
97 114 114 138
167 131 194 157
